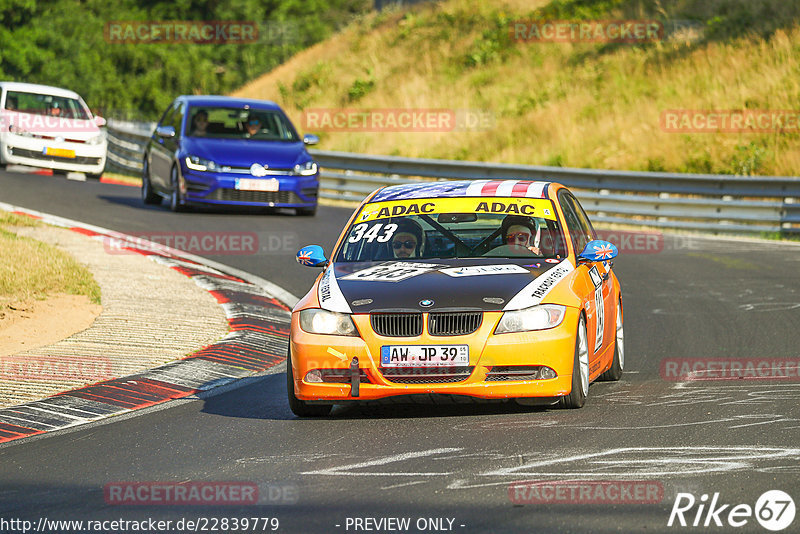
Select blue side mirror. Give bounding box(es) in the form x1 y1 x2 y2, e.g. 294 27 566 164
296 245 328 267
578 240 619 262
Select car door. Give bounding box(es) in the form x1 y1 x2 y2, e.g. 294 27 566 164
563 192 615 361
149 101 179 189
558 191 609 372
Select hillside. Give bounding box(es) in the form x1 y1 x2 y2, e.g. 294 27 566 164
232 0 800 176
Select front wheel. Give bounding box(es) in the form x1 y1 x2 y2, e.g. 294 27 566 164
286 349 332 417
141 159 160 205
560 314 589 409
169 166 185 212
599 299 624 381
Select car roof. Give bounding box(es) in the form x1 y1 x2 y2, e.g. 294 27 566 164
0 81 82 99
369 180 556 203
178 95 282 110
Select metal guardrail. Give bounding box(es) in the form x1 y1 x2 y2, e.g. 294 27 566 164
105 122 800 235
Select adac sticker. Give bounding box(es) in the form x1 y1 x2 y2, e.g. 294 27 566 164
356 197 557 222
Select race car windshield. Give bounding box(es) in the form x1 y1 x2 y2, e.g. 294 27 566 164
185 106 300 141
336 207 568 262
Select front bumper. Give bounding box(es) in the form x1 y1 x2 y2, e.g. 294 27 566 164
290 309 580 402
1 135 106 174
182 168 318 208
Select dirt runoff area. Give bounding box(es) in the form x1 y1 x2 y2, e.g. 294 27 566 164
0 294 101 357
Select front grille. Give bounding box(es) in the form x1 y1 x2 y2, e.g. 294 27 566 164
371 313 423 337
205 188 300 204
485 366 548 381
9 147 101 165
429 312 482 336
380 366 474 384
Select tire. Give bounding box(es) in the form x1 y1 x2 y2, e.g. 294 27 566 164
560 314 589 409
86 172 103 180
141 159 160 205
53 169 67 176
295 205 317 216
286 348 332 417
599 299 624 381
169 165 186 212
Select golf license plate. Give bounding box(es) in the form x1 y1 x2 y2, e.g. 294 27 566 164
235 178 279 191
380 345 468 367
43 147 75 158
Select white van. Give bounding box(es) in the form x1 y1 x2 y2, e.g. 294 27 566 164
0 81 107 178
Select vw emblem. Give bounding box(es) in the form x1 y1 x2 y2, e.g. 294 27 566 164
250 163 268 177
419 299 434 308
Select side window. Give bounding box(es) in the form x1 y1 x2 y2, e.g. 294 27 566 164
565 194 596 255
558 191 585 256
170 103 185 137
157 103 175 127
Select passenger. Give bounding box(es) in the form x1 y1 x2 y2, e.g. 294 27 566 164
501 215 541 255
244 116 261 137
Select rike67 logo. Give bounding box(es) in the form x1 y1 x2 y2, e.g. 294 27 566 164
668 490 795 531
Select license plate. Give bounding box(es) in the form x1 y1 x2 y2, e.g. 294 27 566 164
380 345 468 367
235 178 279 191
43 147 75 159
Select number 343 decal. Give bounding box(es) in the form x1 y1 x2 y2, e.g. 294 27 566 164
348 223 398 243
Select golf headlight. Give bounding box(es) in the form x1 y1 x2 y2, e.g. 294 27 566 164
292 161 317 176
87 133 105 145
299 309 357 336
185 154 219 172
495 304 566 334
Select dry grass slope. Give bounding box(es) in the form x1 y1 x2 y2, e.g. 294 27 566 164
232 0 800 176
0 213 101 308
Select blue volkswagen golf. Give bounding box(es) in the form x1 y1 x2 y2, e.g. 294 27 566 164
142 95 320 215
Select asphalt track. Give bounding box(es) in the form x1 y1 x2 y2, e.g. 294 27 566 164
1 170 800 533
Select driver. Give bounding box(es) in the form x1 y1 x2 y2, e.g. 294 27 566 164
390 219 423 259
501 215 541 255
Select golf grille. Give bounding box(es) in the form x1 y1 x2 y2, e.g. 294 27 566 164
205 189 300 204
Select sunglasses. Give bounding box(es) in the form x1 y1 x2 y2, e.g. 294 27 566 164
248 120 260 125
506 232 530 243
392 240 417 250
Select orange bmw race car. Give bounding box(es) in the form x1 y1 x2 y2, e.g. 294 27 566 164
288 180 623 416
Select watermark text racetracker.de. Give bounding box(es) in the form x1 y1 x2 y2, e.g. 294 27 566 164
509 480 664 505
510 20 664 43
102 231 298 256
0 355 112 381
104 481 298 506
301 108 495 132
660 110 800 133
660 358 800 382
104 20 299 45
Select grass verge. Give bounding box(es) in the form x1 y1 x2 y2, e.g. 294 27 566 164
0 212 101 308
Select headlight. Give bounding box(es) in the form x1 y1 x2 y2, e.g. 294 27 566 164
185 154 220 172
299 309 357 336
495 304 566 334
86 134 105 145
292 161 317 176
9 125 33 137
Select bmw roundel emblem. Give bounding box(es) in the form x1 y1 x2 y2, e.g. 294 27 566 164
419 299 434 308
